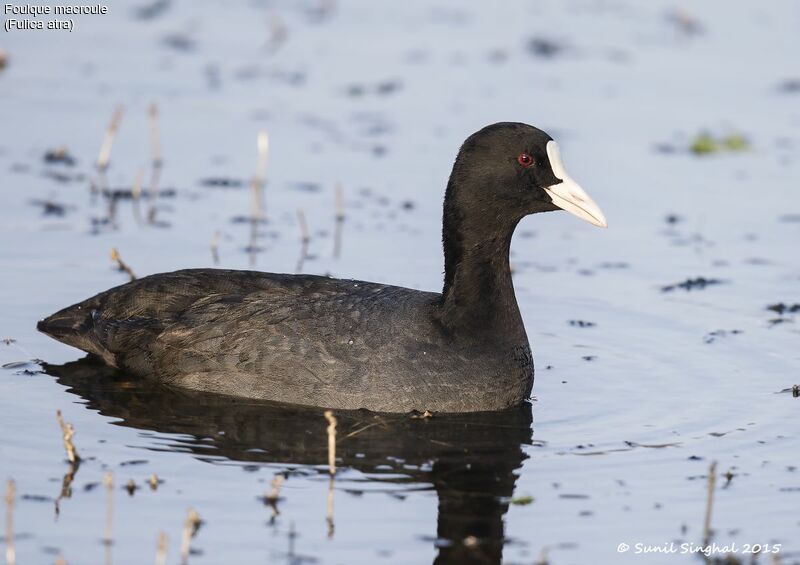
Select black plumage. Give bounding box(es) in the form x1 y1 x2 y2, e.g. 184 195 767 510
38 122 606 413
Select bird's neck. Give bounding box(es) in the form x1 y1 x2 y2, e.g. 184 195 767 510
438 206 524 336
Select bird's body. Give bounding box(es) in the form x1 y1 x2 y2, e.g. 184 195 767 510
38 269 532 412
38 122 607 413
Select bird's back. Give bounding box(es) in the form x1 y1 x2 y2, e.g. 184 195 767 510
38 269 532 412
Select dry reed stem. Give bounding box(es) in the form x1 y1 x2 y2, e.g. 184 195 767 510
295 210 310 273
180 508 201 565
148 103 162 167
333 183 344 258
250 131 269 221
5 480 14 565
110 248 137 281
56 410 80 464
132 168 145 223
264 474 284 520
155 532 167 565
210 231 220 265
96 106 124 171
146 103 163 224
256 130 268 184
55 459 80 519
324 410 337 475
702 461 717 546
326 475 334 539
265 475 283 503
103 472 113 565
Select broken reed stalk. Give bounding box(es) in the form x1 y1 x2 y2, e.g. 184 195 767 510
333 183 344 258
155 532 167 565
5 480 15 565
180 508 201 565
55 458 80 519
264 475 284 520
56 410 81 464
265 475 284 504
702 460 717 546
103 472 113 565
96 105 124 172
110 247 137 281
295 209 310 273
324 410 337 475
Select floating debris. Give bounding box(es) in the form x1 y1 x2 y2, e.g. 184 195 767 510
703 329 742 344
509 495 534 506
161 33 195 52
527 37 565 59
766 303 800 315
568 320 596 328
690 131 750 156
44 147 76 166
199 177 244 189
690 133 717 155
30 200 69 216
56 410 81 464
661 277 724 292
125 479 138 496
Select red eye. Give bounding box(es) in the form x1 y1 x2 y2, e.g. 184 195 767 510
517 153 533 167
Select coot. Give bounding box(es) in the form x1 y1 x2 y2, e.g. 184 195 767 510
38 122 607 413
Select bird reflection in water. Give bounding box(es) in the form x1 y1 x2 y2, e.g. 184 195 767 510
43 356 535 565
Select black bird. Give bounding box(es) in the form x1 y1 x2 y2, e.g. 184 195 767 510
38 122 607 413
